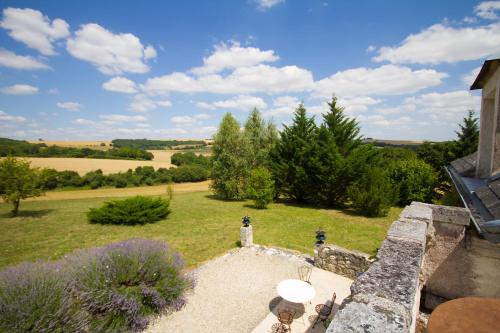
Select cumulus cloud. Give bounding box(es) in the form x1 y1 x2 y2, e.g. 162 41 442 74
313 65 446 99
196 95 267 111
373 22 500 64
474 1 500 20
142 64 313 95
67 23 156 75
102 76 137 93
191 42 279 75
171 113 211 126
99 114 147 123
462 67 482 86
0 110 26 122
129 94 172 112
56 101 82 111
0 7 69 55
1 84 38 95
0 49 49 70
255 0 285 10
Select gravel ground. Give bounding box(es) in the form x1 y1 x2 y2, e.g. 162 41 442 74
145 246 314 333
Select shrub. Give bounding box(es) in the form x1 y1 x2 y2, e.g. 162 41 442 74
170 165 208 183
388 159 436 205
67 239 193 333
0 262 87 333
247 167 274 209
347 167 397 217
87 196 170 225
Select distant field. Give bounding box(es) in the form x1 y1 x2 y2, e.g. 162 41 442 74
28 140 112 150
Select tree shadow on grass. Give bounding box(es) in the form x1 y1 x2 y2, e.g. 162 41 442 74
204 194 246 203
0 209 54 219
243 203 268 210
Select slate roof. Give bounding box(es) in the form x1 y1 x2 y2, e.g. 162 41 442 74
471 59 500 90
447 152 500 243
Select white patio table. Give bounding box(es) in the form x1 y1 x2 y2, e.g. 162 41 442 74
277 279 316 304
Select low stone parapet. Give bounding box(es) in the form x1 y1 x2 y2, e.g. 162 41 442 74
314 244 372 279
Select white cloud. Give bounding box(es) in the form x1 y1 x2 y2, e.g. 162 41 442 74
255 0 285 10
0 7 69 55
191 42 279 75
142 64 313 95
129 94 171 112
48 88 59 94
357 114 413 127
171 113 211 126
313 64 446 99
373 22 500 64
0 110 26 122
1 84 38 95
67 23 156 75
404 90 481 120
0 49 49 70
99 114 147 123
462 66 482 86
474 1 500 20
72 118 95 125
102 76 137 94
264 95 300 117
197 95 267 111
56 102 82 111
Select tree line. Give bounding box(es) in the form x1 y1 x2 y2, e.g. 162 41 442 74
111 138 207 150
210 97 478 215
0 138 154 160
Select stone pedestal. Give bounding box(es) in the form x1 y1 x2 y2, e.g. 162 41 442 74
240 226 253 247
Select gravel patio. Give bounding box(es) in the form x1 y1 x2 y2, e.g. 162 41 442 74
145 246 352 333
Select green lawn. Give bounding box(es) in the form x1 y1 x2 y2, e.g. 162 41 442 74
0 191 401 270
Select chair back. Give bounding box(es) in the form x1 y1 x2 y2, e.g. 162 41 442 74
278 308 294 325
330 292 337 307
298 265 312 284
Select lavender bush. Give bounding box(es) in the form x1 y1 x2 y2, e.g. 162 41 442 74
0 239 192 333
67 239 193 333
0 262 88 333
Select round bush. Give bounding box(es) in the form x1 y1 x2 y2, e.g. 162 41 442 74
0 262 87 333
170 165 208 183
67 239 193 333
87 196 170 225
388 159 436 206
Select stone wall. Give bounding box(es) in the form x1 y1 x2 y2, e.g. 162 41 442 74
327 201 500 333
314 244 372 279
327 210 428 333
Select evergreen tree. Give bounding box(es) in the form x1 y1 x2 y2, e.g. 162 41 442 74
210 113 250 200
455 110 479 157
271 104 317 202
323 96 362 156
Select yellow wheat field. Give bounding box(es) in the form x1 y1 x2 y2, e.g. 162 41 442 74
16 150 177 175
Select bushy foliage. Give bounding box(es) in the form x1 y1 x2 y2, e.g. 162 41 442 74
0 157 44 216
170 165 208 183
247 167 274 208
170 152 211 168
0 239 192 333
244 108 279 170
347 167 397 217
0 262 87 333
388 159 436 205
67 239 193 333
87 196 170 225
111 139 205 150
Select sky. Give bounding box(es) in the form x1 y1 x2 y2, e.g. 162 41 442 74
0 0 499 141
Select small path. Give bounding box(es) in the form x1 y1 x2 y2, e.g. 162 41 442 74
25 181 210 201
145 246 352 333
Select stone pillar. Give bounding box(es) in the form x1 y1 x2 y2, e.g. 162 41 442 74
477 94 497 178
240 226 253 247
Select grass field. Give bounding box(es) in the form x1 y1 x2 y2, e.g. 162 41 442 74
0 189 401 270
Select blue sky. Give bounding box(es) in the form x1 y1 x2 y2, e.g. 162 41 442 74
0 0 499 141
